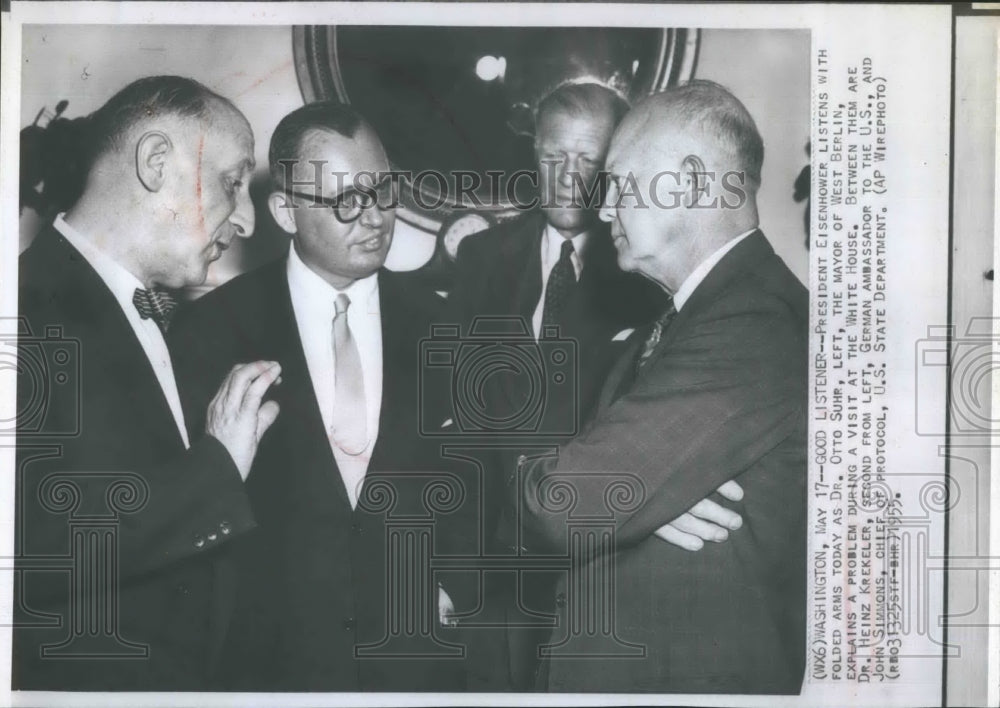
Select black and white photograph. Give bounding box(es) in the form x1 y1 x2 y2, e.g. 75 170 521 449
0 2 995 707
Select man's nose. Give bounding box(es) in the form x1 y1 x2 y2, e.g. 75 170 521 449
360 202 387 228
558 156 576 188
598 193 617 223
230 188 255 238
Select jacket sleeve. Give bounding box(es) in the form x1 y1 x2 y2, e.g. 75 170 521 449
14 250 255 603
518 292 807 552
16 410 256 585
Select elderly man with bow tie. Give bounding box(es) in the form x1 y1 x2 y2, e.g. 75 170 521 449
15 75 281 691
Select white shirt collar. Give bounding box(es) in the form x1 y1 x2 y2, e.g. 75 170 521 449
54 213 146 308
672 228 757 311
541 223 590 278
51 212 190 448
286 241 380 316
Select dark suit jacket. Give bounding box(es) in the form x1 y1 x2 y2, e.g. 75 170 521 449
450 211 664 435
13 225 255 691
169 257 470 692
446 212 664 688
519 231 808 693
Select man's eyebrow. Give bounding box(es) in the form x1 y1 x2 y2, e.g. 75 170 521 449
241 158 256 172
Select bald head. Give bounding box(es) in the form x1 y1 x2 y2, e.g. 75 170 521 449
88 75 249 165
64 75 256 289
600 80 763 293
617 80 764 191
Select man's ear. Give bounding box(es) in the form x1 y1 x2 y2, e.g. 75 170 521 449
135 131 172 192
681 154 708 208
268 192 298 235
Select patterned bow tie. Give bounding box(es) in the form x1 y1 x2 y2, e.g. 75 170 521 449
636 301 678 372
132 287 178 333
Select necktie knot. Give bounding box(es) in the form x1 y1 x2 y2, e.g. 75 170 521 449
334 293 351 317
659 301 678 325
636 301 677 372
132 287 177 332
559 238 575 262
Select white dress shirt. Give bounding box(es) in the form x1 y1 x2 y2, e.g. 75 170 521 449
54 213 190 448
672 228 757 312
286 244 383 509
531 224 590 338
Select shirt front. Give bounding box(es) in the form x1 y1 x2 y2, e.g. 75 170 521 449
531 223 590 339
672 228 757 311
54 213 190 448
286 244 383 509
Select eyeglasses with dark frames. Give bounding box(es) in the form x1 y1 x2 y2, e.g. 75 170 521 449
283 174 399 224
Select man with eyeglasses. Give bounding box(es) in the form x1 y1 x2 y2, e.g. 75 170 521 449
169 101 466 691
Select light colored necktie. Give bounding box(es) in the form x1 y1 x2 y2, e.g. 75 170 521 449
332 293 368 457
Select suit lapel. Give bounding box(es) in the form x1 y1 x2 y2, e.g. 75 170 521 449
647 230 772 368
367 269 436 475
481 216 545 418
261 263 352 509
366 271 396 474
595 232 774 411
510 214 545 335
563 228 620 339
594 325 648 415
37 226 185 452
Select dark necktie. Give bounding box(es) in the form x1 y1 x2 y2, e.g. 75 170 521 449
132 287 177 333
541 239 577 331
636 301 678 372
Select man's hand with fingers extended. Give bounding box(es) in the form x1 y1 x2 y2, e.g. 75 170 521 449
206 361 283 480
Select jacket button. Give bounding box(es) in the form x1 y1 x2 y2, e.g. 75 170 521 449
350 523 362 536
175 583 189 595
555 592 567 608
207 532 218 542
193 535 205 549
219 521 232 535
343 617 355 631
